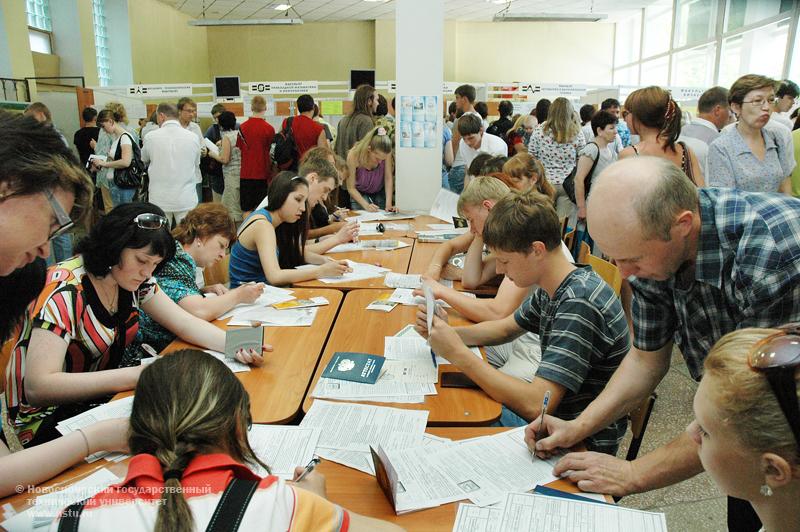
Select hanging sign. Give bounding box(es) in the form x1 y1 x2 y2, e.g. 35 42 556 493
248 81 319 94
126 84 193 97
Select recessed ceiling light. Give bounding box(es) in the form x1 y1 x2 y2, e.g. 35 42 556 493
274 3 291 9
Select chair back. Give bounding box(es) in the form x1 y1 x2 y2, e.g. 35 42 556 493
203 254 230 287
586 254 622 295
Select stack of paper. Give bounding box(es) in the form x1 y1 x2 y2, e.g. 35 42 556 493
387 286 463 307
347 211 418 223
219 285 296 320
56 397 134 462
311 359 437 403
247 425 321 479
1 469 121 531
385 331 483 366
376 427 560 514
384 273 423 289
226 306 318 327
299 401 429 475
326 240 411 254
453 492 668 532
429 188 460 222
299 260 389 284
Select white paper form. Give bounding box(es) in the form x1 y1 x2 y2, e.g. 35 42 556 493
299 400 428 452
384 273 422 289
247 425 321 479
358 223 383 236
497 492 668 532
1 468 120 531
452 504 502 532
384 427 560 511
226 306 317 327
203 349 252 373
387 288 461 307
316 448 375 475
319 394 425 404
218 286 296 320
203 137 220 156
326 240 411 254
385 336 483 366
381 359 438 384
429 188 461 222
298 260 388 284
311 377 436 400
56 397 133 462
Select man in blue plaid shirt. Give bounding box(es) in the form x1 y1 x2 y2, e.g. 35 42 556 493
527 156 800 532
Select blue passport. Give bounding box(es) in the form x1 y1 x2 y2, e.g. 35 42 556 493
322 352 385 384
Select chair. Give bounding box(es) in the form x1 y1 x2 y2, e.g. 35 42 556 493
626 393 658 462
563 229 575 254
577 242 591 264
585 254 622 295
203 253 230 287
559 216 569 239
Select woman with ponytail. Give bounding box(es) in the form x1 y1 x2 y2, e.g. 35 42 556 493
346 125 395 212
126 203 264 362
51 350 403 531
619 86 705 186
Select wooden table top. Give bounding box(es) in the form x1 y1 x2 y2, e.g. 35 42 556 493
301 289 502 425
407 240 499 296
0 428 600 530
293 237 415 291
113 288 343 425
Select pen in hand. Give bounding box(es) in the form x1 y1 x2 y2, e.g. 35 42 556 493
294 457 321 482
532 390 551 458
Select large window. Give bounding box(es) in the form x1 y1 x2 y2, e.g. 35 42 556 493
92 0 111 87
26 0 51 31
614 0 798 88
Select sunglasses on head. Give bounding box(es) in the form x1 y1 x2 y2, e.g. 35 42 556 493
747 324 800 451
133 213 169 230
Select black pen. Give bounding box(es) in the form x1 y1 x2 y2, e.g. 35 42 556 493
295 457 321 482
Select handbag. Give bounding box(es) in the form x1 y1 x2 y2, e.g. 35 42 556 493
563 142 599 204
113 132 146 189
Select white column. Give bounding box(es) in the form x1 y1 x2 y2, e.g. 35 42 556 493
395 0 444 212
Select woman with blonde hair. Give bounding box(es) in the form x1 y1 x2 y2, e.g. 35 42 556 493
528 97 585 219
94 102 140 212
346 125 394 212
690 326 800 532
502 152 555 201
620 86 704 186
50 351 403 531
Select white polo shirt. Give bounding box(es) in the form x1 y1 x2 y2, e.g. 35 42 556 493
141 120 200 212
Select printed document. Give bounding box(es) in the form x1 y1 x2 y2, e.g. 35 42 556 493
385 336 482 366
56 397 133 462
226 306 317 327
429 188 460 222
247 425 321 479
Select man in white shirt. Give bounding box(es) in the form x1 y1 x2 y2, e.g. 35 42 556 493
768 79 799 131
142 102 200 226
178 97 206 201
455 113 507 184
448 85 490 193
680 86 732 177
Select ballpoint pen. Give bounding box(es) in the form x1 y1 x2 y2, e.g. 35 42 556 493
532 390 551 458
295 457 321 482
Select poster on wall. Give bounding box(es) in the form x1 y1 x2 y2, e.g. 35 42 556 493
398 95 438 149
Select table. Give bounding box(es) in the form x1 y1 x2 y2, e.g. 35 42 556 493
293 237 414 291
113 288 343 425
302 289 501 425
0 428 603 531
321 427 607 531
408 240 499 296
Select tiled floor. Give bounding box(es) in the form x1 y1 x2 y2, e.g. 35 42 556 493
617 348 727 531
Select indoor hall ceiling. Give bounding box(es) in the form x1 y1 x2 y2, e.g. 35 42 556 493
159 0 660 23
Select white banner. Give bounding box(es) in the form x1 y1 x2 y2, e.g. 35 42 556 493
248 81 319 94
126 84 193 97
668 87 706 101
517 83 588 97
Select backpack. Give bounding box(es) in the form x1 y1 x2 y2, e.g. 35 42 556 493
273 116 299 172
112 132 147 189
563 142 600 204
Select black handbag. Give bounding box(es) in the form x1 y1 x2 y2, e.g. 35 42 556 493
563 141 599 204
113 132 146 189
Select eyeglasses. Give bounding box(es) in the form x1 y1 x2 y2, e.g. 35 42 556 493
747 324 800 451
133 213 169 230
742 96 778 108
43 189 75 241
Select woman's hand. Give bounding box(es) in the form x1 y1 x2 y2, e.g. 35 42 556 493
318 260 352 278
386 204 398 212
365 203 380 213
335 221 359 244
234 344 273 367
233 283 264 304
202 284 229 296
291 468 326 498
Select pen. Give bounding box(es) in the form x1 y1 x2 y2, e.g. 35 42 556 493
295 457 321 482
533 390 551 454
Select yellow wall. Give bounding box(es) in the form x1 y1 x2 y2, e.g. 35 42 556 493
128 0 209 83
0 0 35 79
452 22 613 84
32 52 59 78
78 0 98 86
207 21 374 81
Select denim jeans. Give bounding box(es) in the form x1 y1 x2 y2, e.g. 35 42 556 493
48 233 73 264
491 405 529 428
350 189 386 210
109 183 137 206
448 165 466 194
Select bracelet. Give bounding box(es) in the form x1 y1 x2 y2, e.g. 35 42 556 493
76 428 91 456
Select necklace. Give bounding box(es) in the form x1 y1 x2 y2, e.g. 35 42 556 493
91 274 119 314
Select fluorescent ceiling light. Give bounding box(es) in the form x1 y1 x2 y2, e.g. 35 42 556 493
274 3 291 9
493 12 607 22
189 18 303 25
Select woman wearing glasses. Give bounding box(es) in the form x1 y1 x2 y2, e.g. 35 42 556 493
4 203 269 449
708 75 796 194
689 327 800 532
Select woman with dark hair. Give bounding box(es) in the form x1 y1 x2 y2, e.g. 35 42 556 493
49 350 403 531
4 202 268 448
208 110 244 222
228 173 351 287
620 86 704 186
532 98 551 126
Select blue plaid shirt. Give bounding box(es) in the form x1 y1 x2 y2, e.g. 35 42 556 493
631 188 800 380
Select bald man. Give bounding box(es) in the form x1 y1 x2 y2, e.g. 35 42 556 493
526 156 800 532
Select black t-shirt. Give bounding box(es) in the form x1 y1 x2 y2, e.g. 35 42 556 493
73 126 100 167
310 203 329 229
487 117 513 138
